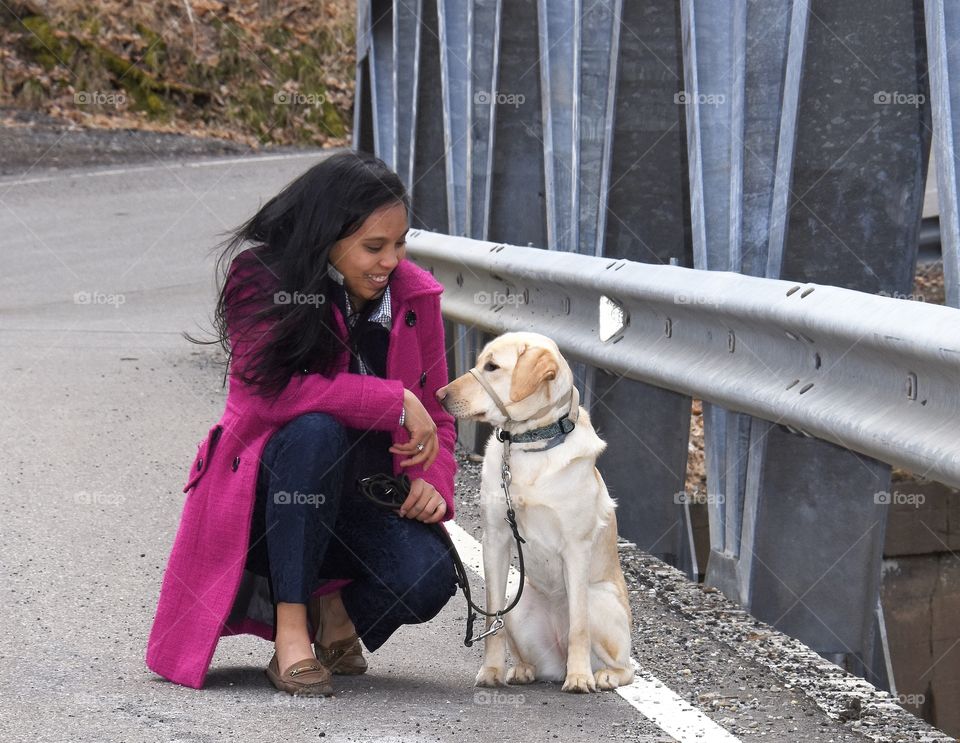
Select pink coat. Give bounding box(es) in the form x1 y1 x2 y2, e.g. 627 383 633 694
146 257 456 689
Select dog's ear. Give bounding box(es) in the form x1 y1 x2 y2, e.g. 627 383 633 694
510 347 558 402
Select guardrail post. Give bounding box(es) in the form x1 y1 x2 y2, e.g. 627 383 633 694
393 0 422 189
353 0 373 153
370 0 395 170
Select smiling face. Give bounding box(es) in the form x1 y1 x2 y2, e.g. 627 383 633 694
328 201 409 311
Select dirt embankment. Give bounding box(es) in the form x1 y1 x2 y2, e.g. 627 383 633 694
1 1 355 149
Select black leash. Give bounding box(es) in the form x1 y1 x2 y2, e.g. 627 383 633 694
356 472 526 647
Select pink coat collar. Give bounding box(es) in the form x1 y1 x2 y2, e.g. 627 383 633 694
388 258 443 302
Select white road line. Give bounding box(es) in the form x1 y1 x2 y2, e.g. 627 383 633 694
445 520 521 595
618 660 741 743
1 151 325 188
445 519 742 743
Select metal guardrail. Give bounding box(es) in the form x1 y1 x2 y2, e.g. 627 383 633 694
356 0 960 696
408 229 960 489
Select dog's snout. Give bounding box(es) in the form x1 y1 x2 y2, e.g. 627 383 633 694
435 372 488 419
436 386 453 412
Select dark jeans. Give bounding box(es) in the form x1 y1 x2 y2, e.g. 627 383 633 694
246 412 457 652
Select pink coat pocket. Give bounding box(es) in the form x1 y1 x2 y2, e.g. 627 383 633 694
183 423 224 493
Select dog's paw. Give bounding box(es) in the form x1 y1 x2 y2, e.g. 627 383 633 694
594 668 625 690
561 672 596 693
506 663 536 685
475 666 507 687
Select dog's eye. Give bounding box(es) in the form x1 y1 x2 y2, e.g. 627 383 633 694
483 361 499 372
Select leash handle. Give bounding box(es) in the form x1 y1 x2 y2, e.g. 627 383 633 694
357 471 527 648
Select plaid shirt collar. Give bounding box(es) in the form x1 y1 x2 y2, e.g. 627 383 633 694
327 263 392 330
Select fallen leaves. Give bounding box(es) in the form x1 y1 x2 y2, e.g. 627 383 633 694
1 0 356 147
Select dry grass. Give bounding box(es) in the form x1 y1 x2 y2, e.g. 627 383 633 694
0 0 356 147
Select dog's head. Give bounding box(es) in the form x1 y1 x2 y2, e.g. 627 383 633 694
436 331 573 428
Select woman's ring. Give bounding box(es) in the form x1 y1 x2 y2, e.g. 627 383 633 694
416 442 425 452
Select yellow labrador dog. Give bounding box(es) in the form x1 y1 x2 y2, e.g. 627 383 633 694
436 331 634 693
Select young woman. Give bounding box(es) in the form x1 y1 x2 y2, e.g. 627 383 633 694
146 151 458 695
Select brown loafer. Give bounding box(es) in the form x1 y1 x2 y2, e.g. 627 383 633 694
265 653 334 696
315 633 368 675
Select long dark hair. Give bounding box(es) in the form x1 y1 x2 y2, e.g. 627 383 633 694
184 150 409 398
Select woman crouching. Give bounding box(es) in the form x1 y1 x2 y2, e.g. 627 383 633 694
146 151 458 695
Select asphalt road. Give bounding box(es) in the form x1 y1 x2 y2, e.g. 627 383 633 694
0 152 946 743
0 153 670 743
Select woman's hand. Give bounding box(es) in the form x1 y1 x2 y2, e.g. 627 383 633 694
397 478 447 523
389 388 439 470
